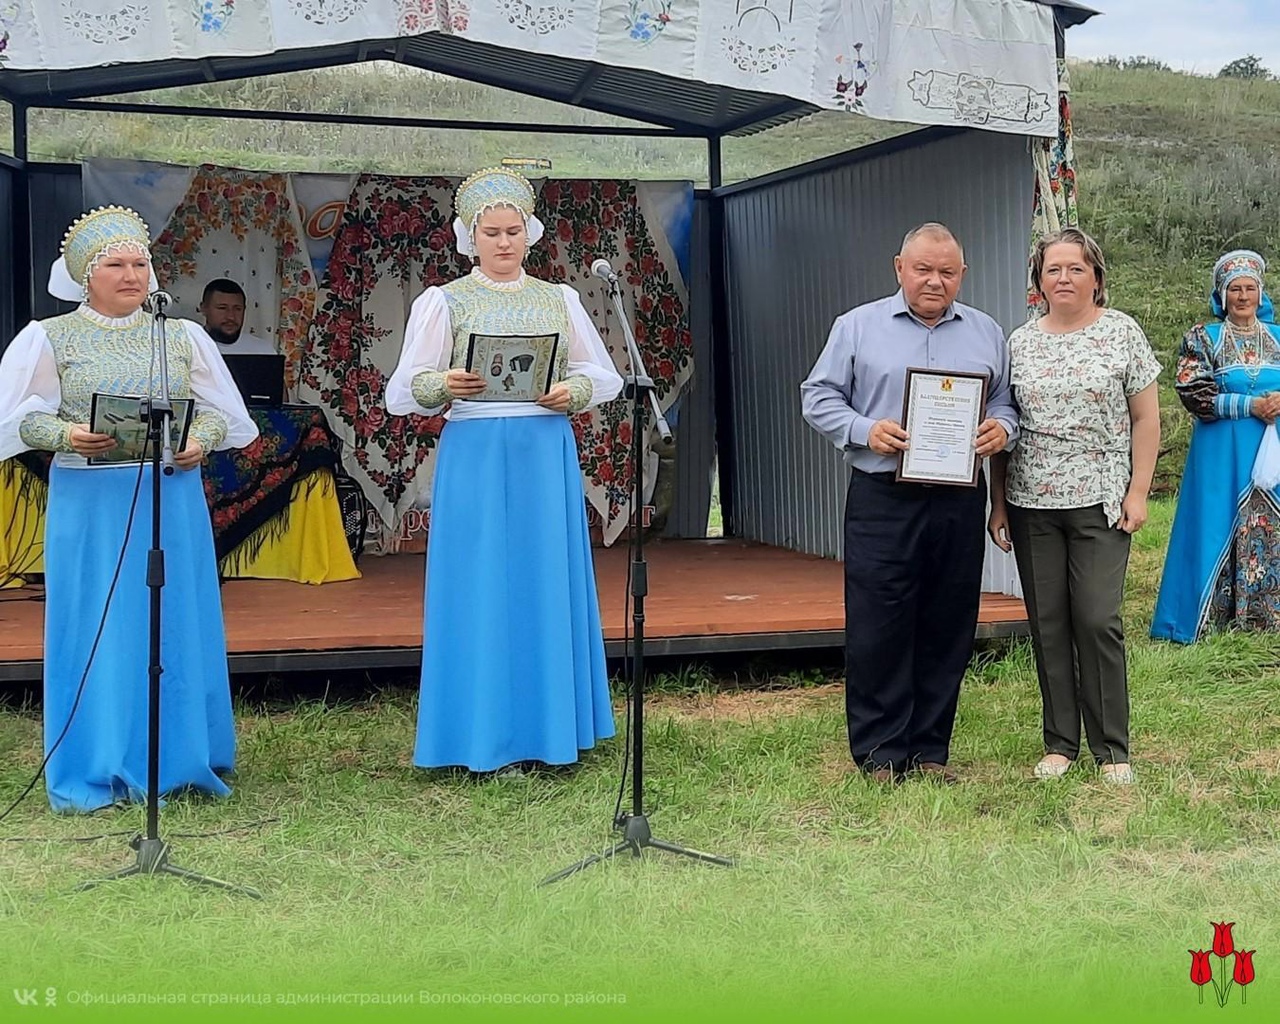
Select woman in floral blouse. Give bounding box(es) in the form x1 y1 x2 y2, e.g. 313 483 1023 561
1152 250 1280 642
988 228 1161 785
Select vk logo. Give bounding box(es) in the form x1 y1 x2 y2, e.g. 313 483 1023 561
10 989 54 1007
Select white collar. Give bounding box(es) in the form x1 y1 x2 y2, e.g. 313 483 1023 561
77 303 149 329
470 267 528 291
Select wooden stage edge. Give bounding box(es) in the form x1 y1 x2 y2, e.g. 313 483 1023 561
0 540 1028 681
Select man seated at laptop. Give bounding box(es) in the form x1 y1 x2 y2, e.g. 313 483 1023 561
200 278 277 354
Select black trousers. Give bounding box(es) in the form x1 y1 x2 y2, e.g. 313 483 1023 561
1006 503 1131 764
843 469 987 772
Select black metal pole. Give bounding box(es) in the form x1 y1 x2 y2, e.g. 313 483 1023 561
539 273 733 885
11 103 32 329
145 409 164 844
706 134 737 538
629 369 646 819
76 299 259 898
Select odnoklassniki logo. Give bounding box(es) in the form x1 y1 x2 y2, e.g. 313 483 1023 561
1189 921 1256 1006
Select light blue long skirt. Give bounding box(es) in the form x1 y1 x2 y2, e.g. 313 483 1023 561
413 415 615 771
43 462 235 813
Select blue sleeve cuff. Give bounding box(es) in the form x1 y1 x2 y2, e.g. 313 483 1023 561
1215 393 1249 419
998 414 1019 449
847 415 875 449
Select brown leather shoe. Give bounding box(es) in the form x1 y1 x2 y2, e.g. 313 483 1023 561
866 767 899 784
914 761 958 784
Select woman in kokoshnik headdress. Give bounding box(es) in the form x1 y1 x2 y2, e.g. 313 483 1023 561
1153 249 1280 643
0 206 257 812
387 168 623 773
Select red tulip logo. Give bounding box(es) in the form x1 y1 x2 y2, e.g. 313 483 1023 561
1189 949 1213 1003
1233 950 1256 1004
1212 921 1236 958
1192 921 1258 1007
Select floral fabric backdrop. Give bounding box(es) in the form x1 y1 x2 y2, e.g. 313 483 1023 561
296 174 464 551
151 165 317 391
296 174 694 548
1027 61 1079 316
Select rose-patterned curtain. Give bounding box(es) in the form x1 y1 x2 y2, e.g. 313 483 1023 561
296 174 694 549
1027 60 1079 315
151 165 316 389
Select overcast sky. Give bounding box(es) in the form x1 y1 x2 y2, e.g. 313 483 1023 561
1066 1 1280 76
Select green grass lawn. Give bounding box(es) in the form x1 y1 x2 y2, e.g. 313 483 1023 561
1 498 1277 1023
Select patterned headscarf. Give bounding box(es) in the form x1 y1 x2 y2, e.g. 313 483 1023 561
451 167 545 259
1211 249 1273 321
47 205 156 302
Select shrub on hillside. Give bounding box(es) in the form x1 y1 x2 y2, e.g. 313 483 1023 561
1098 55 1173 73
1080 145 1280 263
1218 55 1273 80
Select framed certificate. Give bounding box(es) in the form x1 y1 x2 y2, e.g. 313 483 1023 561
88 393 195 466
463 332 560 402
896 368 989 486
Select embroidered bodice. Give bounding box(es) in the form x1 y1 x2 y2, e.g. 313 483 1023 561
1175 319 1280 422
18 306 228 454
410 269 593 412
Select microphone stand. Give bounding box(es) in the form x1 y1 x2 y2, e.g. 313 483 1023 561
541 273 734 885
78 293 260 898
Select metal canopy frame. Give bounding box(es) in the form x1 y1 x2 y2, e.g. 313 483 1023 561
0 2 1093 542
0 35 815 139
0 0 1096 137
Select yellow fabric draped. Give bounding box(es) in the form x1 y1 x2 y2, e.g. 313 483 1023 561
0 460 358 587
219 470 361 584
0 461 45 587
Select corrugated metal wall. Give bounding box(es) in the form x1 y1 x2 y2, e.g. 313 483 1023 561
721 128 1031 592
29 165 84 320
0 162 13 346
663 195 715 539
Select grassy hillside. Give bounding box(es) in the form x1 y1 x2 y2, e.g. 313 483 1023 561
3 62 912 182
1069 62 1280 491
6 58 1280 490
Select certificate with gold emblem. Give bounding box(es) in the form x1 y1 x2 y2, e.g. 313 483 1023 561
896 368 988 486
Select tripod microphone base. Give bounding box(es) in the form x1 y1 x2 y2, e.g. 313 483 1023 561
539 813 734 886
75 837 262 899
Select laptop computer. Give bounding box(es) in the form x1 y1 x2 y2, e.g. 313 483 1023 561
223 353 286 407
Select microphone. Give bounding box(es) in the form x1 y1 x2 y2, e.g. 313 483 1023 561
590 258 618 286
145 290 173 314
591 256 674 445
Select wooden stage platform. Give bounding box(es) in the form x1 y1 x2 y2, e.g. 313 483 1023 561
0 541 1027 680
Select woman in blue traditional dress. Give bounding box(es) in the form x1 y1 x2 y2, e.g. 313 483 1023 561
1152 250 1280 642
0 206 258 812
386 168 623 773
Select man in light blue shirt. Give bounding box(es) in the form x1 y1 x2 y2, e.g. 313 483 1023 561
800 222 1018 784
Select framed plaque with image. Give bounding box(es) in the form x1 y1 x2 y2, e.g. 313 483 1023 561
463 332 561 402
88 393 194 466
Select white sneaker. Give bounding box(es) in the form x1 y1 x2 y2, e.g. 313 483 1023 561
1101 763 1134 785
1033 756 1072 779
